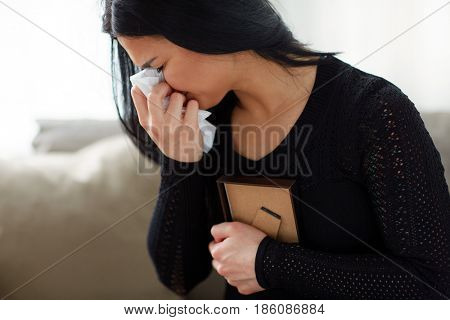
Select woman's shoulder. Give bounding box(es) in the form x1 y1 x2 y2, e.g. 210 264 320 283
331 56 407 101
330 56 420 128
328 58 432 179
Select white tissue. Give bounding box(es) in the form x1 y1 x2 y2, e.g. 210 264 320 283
129 68 216 153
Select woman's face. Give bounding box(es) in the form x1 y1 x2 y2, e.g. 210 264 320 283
117 35 237 110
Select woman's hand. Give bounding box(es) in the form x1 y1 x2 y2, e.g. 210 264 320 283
209 221 268 295
131 82 203 163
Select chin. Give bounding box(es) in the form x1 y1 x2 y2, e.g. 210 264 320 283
197 98 214 110
186 93 217 110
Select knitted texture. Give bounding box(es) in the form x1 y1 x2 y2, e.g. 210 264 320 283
146 55 450 299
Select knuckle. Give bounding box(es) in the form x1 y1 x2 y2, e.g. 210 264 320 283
152 82 170 96
139 119 149 130
170 92 186 103
131 86 146 100
211 248 221 260
220 266 229 276
149 126 160 140
167 126 177 137
131 86 139 96
217 265 226 276
186 99 199 109
210 247 218 258
187 99 198 105
147 95 158 108
229 222 240 232
167 113 182 126
238 287 250 295
165 122 177 134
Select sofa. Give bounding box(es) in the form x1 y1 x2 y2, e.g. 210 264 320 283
0 112 448 299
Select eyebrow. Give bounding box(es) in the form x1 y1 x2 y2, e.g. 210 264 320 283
140 57 158 69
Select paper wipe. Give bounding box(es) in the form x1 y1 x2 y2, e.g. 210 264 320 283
129 68 216 153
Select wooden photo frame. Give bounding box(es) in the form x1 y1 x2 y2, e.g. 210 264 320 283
216 175 300 243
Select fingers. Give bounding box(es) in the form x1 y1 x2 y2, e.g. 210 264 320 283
226 277 252 285
166 92 186 124
208 239 222 258
133 81 198 140
212 258 220 271
208 240 215 253
147 82 173 125
211 258 253 282
211 222 234 242
208 239 222 255
184 100 199 127
211 259 230 277
131 86 149 130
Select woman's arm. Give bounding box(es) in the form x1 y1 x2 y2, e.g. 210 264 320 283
254 85 450 299
147 154 213 297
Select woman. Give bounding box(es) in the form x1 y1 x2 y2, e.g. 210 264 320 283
101 0 450 299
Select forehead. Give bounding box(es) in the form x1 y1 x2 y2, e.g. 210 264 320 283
117 36 166 61
117 35 215 66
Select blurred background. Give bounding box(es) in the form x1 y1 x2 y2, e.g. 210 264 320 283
0 0 449 299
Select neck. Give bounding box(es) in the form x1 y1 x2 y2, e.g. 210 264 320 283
230 53 318 122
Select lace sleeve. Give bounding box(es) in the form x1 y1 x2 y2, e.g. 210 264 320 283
254 85 450 299
147 155 213 297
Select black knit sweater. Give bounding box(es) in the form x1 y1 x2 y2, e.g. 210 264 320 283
146 55 450 299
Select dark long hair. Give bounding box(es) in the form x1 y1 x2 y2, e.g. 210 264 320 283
101 0 340 163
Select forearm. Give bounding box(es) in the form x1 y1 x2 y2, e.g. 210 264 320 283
256 236 448 299
147 155 213 296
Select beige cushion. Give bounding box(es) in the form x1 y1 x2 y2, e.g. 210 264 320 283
32 119 123 153
0 135 185 299
421 112 450 184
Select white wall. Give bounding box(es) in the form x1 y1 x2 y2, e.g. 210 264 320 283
0 0 113 155
273 0 450 111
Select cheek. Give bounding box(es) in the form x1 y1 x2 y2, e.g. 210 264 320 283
163 62 229 108
163 67 195 93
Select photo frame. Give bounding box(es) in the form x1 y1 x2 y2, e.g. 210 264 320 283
216 175 300 243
